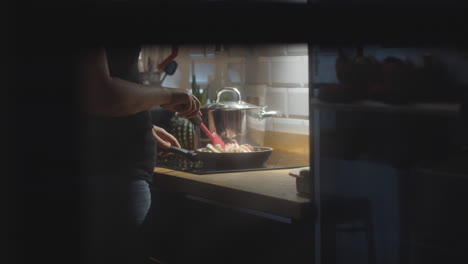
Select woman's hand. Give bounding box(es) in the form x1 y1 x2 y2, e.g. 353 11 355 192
160 90 202 119
152 125 181 149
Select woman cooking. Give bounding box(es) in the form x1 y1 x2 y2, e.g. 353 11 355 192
76 45 201 264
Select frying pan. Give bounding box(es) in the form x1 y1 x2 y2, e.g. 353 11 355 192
165 146 273 170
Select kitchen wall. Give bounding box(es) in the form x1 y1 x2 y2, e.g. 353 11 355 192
240 44 309 156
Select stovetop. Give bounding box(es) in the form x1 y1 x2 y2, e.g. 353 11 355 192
156 164 302 175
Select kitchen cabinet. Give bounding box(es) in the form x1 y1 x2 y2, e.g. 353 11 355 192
145 167 315 264
309 96 468 264
403 164 468 264
151 167 313 220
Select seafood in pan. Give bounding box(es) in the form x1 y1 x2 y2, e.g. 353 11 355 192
197 140 256 153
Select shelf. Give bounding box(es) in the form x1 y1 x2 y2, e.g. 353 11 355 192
412 156 468 179
310 98 462 116
413 167 468 179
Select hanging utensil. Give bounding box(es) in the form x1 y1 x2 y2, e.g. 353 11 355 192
157 45 179 71
160 60 178 84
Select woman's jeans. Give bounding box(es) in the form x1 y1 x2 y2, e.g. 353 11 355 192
81 174 151 264
131 179 152 226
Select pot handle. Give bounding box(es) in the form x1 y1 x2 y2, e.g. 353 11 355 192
215 87 242 103
167 146 198 161
258 107 282 120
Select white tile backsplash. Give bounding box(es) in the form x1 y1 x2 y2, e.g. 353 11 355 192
255 59 270 84
258 117 310 135
270 118 309 135
287 88 309 117
265 87 288 118
300 56 309 86
243 84 267 105
227 62 243 84
245 54 308 87
250 58 270 84
247 115 267 131
270 56 303 86
287 44 308 56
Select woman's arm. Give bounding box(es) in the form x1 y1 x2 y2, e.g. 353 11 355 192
77 46 200 118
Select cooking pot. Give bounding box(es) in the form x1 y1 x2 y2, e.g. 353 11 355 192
200 87 280 145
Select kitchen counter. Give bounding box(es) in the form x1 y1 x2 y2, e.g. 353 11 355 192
152 167 313 221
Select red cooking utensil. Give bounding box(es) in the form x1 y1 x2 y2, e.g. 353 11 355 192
189 116 225 149
157 45 179 72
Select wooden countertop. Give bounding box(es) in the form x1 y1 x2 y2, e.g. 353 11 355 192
152 167 313 220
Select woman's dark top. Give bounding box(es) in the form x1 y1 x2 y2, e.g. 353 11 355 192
79 46 155 184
